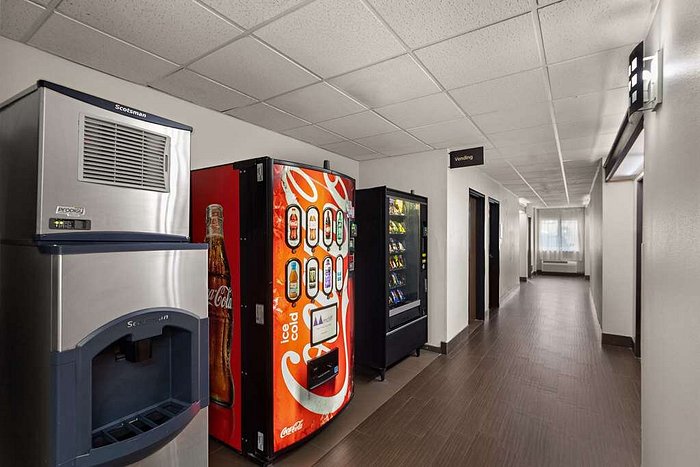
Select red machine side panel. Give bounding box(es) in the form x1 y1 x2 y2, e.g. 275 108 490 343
191 166 242 451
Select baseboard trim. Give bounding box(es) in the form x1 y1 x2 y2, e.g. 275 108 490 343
519 277 527 282
602 333 634 348
536 270 585 277
434 321 484 355
422 343 442 353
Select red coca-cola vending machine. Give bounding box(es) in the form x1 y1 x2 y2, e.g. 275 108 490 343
191 157 355 463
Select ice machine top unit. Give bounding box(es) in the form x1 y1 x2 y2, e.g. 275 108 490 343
0 81 193 243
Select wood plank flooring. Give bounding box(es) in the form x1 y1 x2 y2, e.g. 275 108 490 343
315 277 641 467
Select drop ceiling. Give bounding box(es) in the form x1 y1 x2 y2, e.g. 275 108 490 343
0 0 658 206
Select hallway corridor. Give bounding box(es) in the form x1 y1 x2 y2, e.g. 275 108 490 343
316 277 641 466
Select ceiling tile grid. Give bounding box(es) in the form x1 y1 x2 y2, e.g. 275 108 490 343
151 69 256 111
266 82 366 123
57 0 243 64
0 0 45 41
254 0 405 77
29 12 179 84
366 0 531 48
329 54 440 108
2 0 658 205
415 13 541 90
225 102 309 131
199 0 309 29
189 36 318 100
318 111 398 140
538 0 656 63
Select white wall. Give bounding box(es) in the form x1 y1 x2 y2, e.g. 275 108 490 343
519 210 529 279
359 150 521 347
587 167 603 325
445 165 520 342
601 179 636 338
358 151 448 346
642 0 700 464
0 36 359 178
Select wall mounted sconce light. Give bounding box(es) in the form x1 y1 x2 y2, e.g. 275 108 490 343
629 41 663 113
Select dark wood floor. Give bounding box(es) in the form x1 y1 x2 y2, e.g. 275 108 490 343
315 277 641 467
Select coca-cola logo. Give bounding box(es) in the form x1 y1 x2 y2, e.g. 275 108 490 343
279 420 303 439
208 285 232 309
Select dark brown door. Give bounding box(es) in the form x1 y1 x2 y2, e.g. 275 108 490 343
469 196 478 324
488 199 500 310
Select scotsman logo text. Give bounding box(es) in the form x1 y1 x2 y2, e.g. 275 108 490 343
115 104 147 118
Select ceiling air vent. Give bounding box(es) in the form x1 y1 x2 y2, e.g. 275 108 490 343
79 115 170 192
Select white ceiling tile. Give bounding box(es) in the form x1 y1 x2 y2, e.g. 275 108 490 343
367 0 530 48
255 0 404 77
57 0 242 64
408 118 484 147
560 132 617 162
556 114 620 140
226 102 308 131
375 93 463 129
267 83 365 123
539 0 655 63
354 131 430 156
190 37 317 99
489 124 555 147
0 0 44 41
496 140 558 158
150 69 256 111
200 0 306 29
450 68 549 116
282 125 344 146
553 87 629 124
472 101 552 134
321 140 376 159
329 55 440 108
30 13 178 84
318 111 397 140
415 13 540 89
548 45 631 99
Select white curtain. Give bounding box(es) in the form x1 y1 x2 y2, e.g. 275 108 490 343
538 208 585 263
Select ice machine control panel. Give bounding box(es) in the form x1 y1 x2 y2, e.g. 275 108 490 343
49 218 92 230
307 348 339 390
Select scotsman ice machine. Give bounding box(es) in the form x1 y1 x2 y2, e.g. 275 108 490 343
0 81 209 466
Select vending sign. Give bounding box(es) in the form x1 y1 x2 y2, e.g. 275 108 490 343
271 163 354 452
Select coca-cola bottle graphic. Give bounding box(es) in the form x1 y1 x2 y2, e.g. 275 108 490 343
206 204 233 407
289 210 299 242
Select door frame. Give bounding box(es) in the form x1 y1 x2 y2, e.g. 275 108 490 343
635 178 643 358
469 189 486 321
527 216 533 278
488 198 500 310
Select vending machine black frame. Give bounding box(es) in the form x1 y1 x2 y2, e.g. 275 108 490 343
234 157 355 464
355 186 428 380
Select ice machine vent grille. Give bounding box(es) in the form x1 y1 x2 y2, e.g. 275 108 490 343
80 115 169 192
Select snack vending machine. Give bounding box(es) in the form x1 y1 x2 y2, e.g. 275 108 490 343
191 158 355 463
355 187 428 380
